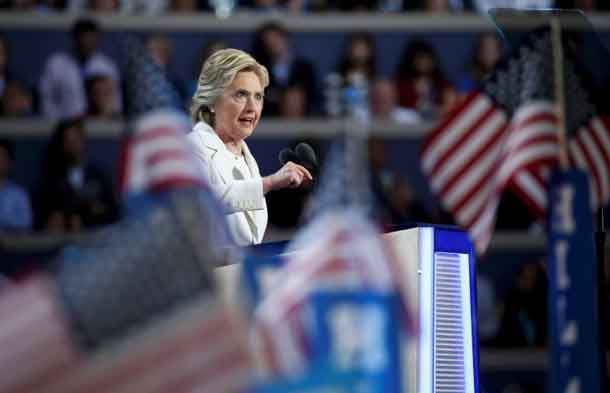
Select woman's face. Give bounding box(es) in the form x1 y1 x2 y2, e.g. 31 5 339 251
213 71 264 143
63 125 85 161
478 35 501 70
350 38 371 63
414 52 435 75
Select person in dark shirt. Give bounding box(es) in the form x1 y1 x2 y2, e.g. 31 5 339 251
251 21 318 116
395 39 456 120
495 260 548 348
336 31 377 85
35 117 119 230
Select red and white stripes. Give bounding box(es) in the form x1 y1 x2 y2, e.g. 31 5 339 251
0 275 78 393
119 110 206 196
421 92 563 253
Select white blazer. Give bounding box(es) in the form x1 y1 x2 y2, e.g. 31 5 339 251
187 121 268 246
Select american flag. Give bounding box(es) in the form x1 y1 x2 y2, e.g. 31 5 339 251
251 209 404 378
0 190 251 393
117 110 207 198
0 275 252 393
0 35 250 393
117 36 206 200
420 28 610 253
0 275 79 393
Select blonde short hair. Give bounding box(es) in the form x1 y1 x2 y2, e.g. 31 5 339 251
190 48 269 124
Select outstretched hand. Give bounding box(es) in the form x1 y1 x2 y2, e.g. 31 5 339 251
263 161 313 194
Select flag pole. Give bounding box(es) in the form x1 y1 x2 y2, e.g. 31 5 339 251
552 15 608 389
550 16 569 170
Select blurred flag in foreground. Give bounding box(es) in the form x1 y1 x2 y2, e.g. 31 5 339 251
117 35 206 206
249 122 412 384
0 186 249 393
250 209 406 377
118 110 207 199
420 25 610 253
0 36 250 393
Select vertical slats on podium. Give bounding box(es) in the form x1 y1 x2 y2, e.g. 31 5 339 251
434 252 466 393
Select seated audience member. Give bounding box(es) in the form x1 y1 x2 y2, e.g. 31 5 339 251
457 33 502 94
68 0 172 12
66 0 119 12
240 0 295 12
495 259 548 348
39 197 83 234
35 117 118 230
476 273 501 345
369 78 421 124
168 0 210 12
395 39 456 120
36 0 67 12
251 21 317 116
85 74 120 119
39 18 122 119
368 136 430 227
0 138 32 232
327 0 378 10
368 0 462 12
89 0 120 11
336 31 377 85
1 79 34 117
0 35 35 117
422 0 456 11
145 34 192 105
0 0 35 9
0 35 10 98
279 85 307 118
387 177 432 224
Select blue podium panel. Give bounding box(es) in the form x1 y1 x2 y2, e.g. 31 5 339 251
417 227 479 393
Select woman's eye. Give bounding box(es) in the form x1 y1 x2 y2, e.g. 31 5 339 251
255 93 264 101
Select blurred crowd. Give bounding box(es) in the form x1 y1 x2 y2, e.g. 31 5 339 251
0 0 606 13
0 16 509 236
0 18 508 121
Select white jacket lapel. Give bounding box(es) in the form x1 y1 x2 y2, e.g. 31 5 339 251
195 123 233 185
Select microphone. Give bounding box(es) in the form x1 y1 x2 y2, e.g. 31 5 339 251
278 148 299 165
294 143 318 171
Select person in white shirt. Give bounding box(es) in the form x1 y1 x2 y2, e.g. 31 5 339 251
39 18 122 120
188 48 312 246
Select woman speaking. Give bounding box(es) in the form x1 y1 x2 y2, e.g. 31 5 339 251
188 49 312 246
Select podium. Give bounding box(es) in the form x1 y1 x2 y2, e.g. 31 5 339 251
215 225 480 393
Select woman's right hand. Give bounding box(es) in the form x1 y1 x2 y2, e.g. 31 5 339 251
263 161 313 194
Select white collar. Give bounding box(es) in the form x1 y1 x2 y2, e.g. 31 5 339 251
192 121 256 171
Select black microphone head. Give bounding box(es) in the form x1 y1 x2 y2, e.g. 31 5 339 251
295 142 318 169
279 148 299 165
